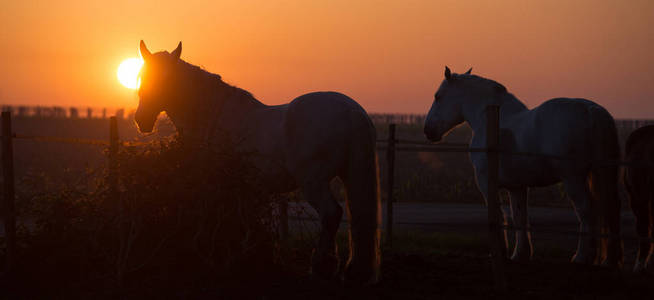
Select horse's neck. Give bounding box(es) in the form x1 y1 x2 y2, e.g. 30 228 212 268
167 78 266 143
217 90 267 133
464 93 527 144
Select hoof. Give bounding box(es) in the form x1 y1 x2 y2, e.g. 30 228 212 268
571 253 596 265
634 261 646 273
310 250 340 280
343 260 378 287
510 252 531 263
601 256 623 269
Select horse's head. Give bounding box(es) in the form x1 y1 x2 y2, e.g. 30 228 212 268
424 66 505 142
424 67 470 142
135 40 183 133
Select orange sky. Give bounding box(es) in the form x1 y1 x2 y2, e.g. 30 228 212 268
2 0 653 118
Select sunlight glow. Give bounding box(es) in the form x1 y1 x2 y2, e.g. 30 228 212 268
117 58 143 89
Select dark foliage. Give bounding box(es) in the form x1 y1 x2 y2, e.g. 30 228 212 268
2 135 283 298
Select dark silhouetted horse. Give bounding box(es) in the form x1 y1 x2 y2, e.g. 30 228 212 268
134 41 381 284
624 125 654 272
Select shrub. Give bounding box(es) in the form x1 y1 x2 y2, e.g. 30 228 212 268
5 134 282 297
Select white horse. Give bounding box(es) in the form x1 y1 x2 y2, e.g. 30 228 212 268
424 67 622 266
135 41 381 284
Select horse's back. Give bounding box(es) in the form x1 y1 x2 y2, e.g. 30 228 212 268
625 125 654 156
532 98 613 127
288 91 368 116
520 98 617 152
497 97 618 186
283 91 375 180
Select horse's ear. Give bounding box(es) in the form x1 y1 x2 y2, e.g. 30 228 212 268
464 67 472 75
494 83 507 94
445 66 452 81
140 40 152 60
171 42 182 59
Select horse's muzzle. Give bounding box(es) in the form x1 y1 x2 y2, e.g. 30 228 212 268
424 125 442 142
137 124 154 133
134 118 155 133
425 133 442 142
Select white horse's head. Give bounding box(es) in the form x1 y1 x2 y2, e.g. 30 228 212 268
424 66 505 142
135 40 183 133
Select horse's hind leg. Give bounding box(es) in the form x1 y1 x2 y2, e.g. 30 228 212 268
626 171 651 272
302 180 343 279
508 187 533 262
645 194 654 271
564 176 599 265
630 197 652 272
341 163 381 285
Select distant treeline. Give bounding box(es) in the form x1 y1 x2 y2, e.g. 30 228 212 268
369 113 654 130
1 105 652 130
0 105 130 119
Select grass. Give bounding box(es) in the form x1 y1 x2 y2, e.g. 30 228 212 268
273 229 654 299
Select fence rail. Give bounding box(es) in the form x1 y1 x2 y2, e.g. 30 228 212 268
2 105 653 130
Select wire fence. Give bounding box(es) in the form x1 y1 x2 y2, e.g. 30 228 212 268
1 108 653 290
377 137 654 169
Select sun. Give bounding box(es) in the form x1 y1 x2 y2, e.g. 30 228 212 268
117 58 144 89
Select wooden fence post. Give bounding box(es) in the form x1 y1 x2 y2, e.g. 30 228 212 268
385 124 396 247
486 105 506 290
2 111 16 274
108 116 124 285
279 199 288 240
109 116 119 203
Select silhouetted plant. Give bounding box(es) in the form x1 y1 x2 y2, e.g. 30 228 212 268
8 134 281 296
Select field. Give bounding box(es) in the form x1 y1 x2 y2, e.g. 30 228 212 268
2 113 654 298
6 114 609 207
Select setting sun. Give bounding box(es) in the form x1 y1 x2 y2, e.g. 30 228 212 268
117 58 143 89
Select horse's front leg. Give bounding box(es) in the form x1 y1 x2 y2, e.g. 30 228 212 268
302 180 343 279
508 187 533 262
563 176 599 265
474 163 508 257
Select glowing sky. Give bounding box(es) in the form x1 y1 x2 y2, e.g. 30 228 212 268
2 0 653 117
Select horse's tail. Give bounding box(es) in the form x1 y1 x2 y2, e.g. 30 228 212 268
588 105 623 267
341 109 381 285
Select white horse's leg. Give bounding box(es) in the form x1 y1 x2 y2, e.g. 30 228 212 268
302 180 343 279
564 176 598 264
508 187 533 261
475 169 509 256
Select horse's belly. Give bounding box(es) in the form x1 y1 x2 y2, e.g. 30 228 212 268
500 170 559 188
499 157 560 188
255 159 297 193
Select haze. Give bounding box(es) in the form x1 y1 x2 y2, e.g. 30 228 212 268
2 0 653 118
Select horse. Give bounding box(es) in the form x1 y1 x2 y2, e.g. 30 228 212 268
624 125 654 272
424 67 622 266
134 41 381 284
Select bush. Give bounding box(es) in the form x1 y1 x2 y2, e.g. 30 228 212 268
4 134 282 297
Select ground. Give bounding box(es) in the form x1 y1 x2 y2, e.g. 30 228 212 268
250 229 654 300
133 230 653 300
2 116 650 298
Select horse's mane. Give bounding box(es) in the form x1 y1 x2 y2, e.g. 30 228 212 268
455 74 527 111
455 74 507 94
174 56 260 107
